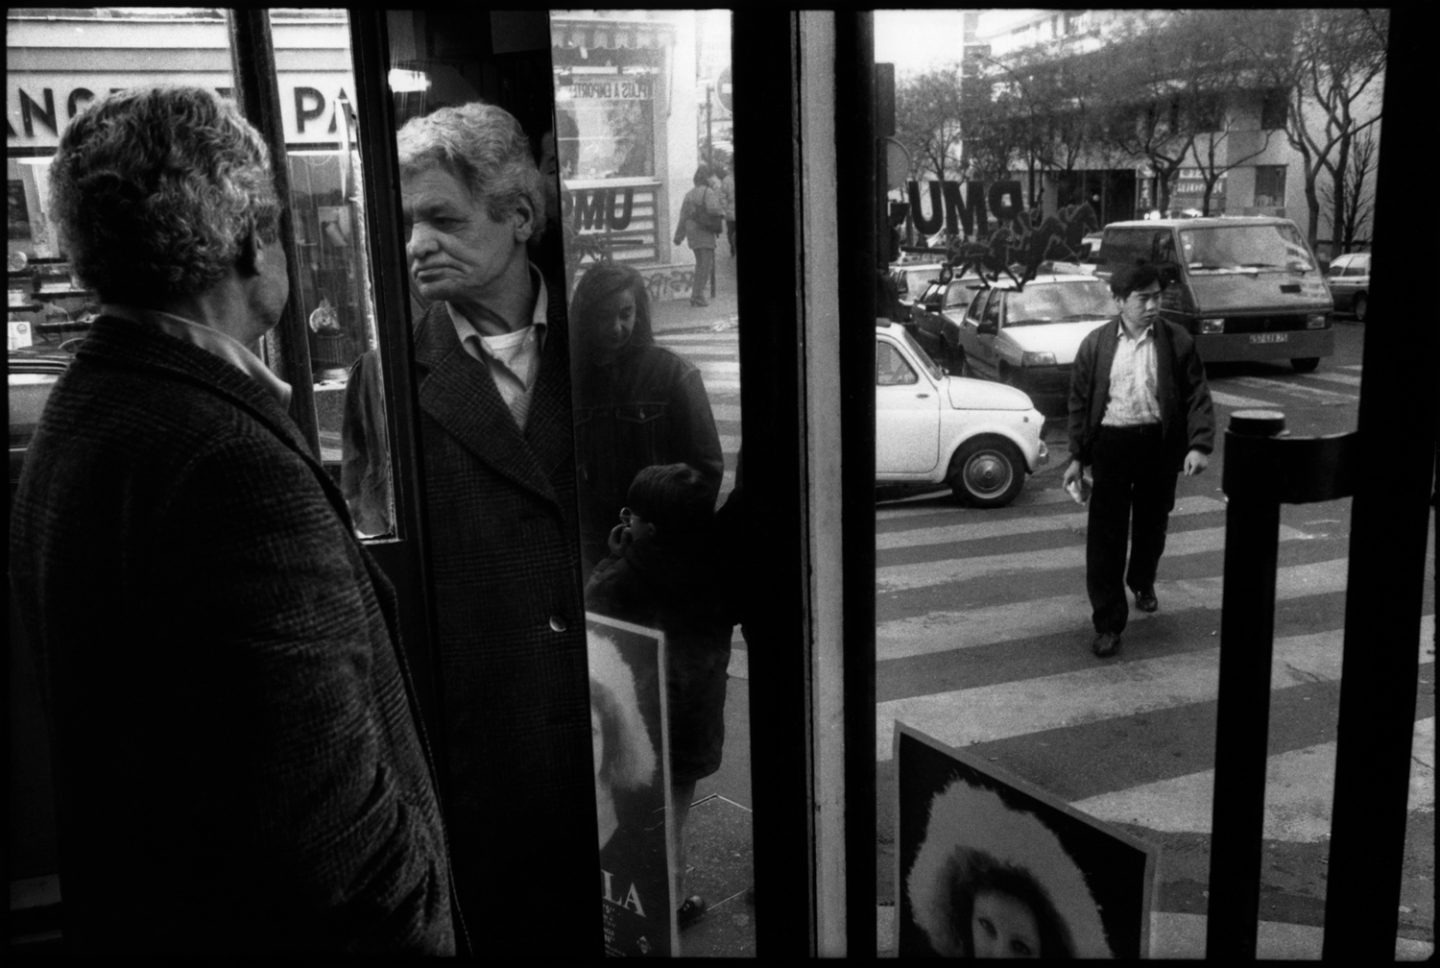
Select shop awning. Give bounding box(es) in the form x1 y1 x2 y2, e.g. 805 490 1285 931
551 19 675 51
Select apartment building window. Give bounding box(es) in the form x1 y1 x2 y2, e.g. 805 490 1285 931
1261 88 1288 130
1255 165 1287 208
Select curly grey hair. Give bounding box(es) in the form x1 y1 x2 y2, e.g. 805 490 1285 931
395 101 546 244
47 85 281 305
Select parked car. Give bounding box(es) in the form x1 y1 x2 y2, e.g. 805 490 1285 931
875 321 1047 507
1326 252 1370 322
1077 232 1105 274
941 272 1114 413
907 275 986 365
887 261 946 323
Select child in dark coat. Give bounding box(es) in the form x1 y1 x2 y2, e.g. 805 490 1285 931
584 462 733 930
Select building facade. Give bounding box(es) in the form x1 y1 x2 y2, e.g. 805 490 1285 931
970 8 1384 255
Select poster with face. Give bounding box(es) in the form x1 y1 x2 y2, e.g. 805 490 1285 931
587 613 676 957
894 724 1156 959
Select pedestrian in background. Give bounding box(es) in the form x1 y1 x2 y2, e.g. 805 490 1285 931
570 263 723 577
719 161 737 258
585 463 734 931
10 85 457 954
1062 263 1215 658
673 163 725 307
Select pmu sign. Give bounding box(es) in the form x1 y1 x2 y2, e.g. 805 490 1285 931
8 73 356 148
906 178 1026 240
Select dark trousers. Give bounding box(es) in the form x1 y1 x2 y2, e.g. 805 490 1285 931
725 218 737 256
1086 424 1178 634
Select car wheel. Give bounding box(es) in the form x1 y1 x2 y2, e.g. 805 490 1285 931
1291 357 1320 374
948 437 1025 508
1353 292 1368 322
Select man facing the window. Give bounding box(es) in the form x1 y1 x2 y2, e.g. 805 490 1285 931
10 85 457 954
391 101 597 957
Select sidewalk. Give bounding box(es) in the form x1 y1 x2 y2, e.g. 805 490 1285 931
649 249 741 335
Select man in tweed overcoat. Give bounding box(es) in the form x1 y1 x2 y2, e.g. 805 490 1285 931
8 86 457 954
396 102 599 956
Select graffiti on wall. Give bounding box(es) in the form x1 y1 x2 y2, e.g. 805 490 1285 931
640 266 698 302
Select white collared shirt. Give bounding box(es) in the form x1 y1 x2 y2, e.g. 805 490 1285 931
1101 319 1161 427
102 303 293 406
447 265 549 431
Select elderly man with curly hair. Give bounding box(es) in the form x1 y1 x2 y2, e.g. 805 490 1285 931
9 86 458 955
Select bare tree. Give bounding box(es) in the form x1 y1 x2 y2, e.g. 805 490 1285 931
1238 9 1388 252
1319 125 1380 251
894 65 965 183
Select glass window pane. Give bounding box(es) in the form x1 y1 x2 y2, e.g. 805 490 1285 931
554 9 754 957
268 9 395 538
876 8 1407 961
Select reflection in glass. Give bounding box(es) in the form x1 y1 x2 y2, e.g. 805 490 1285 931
554 9 753 956
260 9 396 536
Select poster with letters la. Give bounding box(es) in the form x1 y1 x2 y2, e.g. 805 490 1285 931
587 613 677 957
894 723 1156 959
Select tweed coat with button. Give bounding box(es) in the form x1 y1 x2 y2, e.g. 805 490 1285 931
8 315 455 955
409 296 598 955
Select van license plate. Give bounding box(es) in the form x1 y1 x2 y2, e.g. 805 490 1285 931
1250 333 1289 344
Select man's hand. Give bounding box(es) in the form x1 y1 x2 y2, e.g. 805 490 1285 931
1183 449 1210 476
1062 458 1084 490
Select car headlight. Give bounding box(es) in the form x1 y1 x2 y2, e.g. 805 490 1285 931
1199 317 1225 334
1020 351 1057 366
1306 313 1328 329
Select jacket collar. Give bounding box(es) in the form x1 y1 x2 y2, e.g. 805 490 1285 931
413 299 575 507
76 314 316 463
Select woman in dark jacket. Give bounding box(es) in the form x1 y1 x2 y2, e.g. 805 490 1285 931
570 263 724 576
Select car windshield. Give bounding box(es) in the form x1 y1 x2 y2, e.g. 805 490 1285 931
893 326 944 381
1328 255 1369 277
902 267 942 295
1179 223 1317 272
1005 280 1114 326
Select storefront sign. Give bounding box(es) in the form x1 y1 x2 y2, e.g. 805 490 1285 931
906 178 1026 240
562 78 654 101
8 74 356 148
571 187 636 232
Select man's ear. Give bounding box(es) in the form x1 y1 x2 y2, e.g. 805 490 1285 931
512 195 536 244
237 224 263 277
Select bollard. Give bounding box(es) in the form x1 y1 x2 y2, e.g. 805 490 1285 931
1205 410 1359 959
1206 410 1285 960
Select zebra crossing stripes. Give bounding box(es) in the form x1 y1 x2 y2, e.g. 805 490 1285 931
1228 374 1359 407
876 557 1351 661
1075 715 1435 841
875 615 1435 762
876 495 1226 551
877 520 1308 594
1303 370 1362 388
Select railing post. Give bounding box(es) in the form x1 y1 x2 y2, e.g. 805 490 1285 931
1206 409 1286 959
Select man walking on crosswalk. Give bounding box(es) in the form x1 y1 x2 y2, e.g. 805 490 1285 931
1062 263 1215 658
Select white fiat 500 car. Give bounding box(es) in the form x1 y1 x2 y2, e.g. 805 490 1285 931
875 321 1048 507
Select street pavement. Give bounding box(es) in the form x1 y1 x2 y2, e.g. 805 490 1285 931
645 279 1434 960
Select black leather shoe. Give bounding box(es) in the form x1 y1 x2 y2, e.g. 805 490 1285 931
1133 587 1158 613
677 895 707 929
1092 631 1121 658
